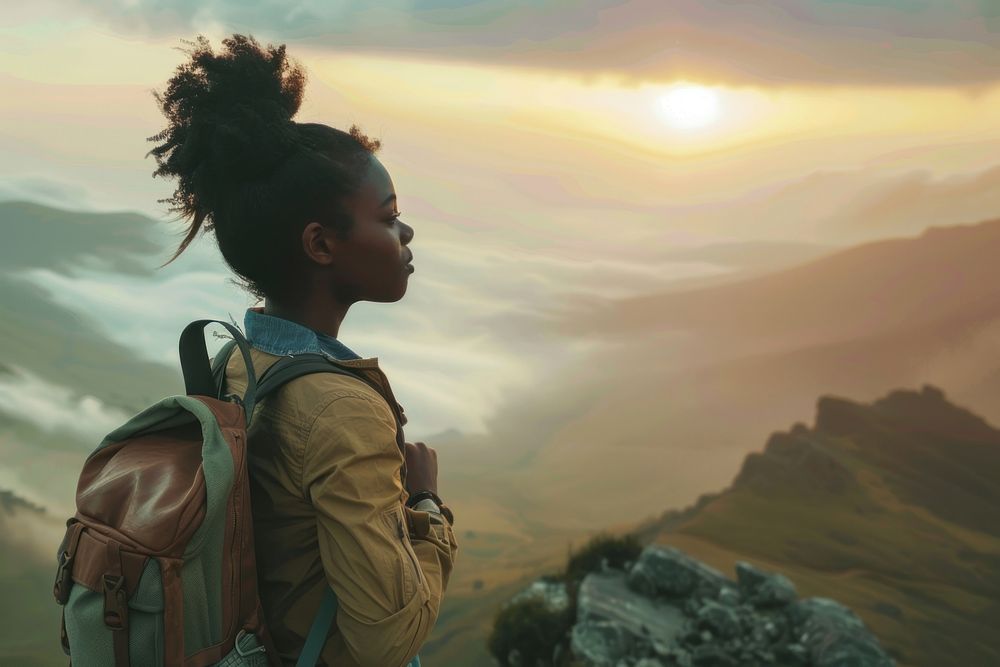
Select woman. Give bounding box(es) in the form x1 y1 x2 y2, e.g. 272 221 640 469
148 34 458 666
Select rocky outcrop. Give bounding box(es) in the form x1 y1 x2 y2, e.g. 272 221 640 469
498 385 1000 666
561 546 893 667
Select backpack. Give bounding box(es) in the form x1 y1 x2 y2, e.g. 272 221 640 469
51 319 383 667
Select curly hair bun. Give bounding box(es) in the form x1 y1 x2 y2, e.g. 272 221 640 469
147 34 307 216
148 33 385 293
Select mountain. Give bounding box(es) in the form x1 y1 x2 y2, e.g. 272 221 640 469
633 384 1000 667
647 240 841 292
566 217 1000 362
423 218 1000 663
444 216 1000 532
0 200 162 277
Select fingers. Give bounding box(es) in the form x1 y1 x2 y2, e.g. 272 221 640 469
405 441 437 458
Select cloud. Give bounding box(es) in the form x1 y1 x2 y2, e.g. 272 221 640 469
65 0 1000 86
16 265 250 367
0 365 132 443
628 162 1000 245
0 200 165 277
5 198 727 439
823 165 1000 242
0 175 96 210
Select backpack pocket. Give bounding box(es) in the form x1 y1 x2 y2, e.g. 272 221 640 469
127 559 166 667
63 555 165 666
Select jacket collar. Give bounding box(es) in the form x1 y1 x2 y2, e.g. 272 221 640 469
244 306 370 363
243 307 405 424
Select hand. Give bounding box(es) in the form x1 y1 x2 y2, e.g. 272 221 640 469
403 441 438 496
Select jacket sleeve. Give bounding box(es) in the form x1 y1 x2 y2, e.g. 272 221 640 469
300 392 458 667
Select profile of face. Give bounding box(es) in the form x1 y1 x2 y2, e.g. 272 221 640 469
301 154 415 304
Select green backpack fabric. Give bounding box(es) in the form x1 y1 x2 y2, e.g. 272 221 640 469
52 320 373 666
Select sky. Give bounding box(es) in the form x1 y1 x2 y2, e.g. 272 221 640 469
1 0 999 441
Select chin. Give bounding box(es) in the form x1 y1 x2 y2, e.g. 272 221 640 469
376 285 408 303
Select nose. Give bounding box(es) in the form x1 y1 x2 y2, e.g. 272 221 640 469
400 220 414 245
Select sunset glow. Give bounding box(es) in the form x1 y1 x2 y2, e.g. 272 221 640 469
656 84 722 130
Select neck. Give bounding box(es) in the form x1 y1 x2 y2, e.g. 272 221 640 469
262 294 351 339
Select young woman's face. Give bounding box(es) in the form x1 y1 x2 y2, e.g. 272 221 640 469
322 155 415 303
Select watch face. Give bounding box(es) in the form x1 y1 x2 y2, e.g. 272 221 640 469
413 498 441 513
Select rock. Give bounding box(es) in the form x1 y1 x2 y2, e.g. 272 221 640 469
577 571 686 647
628 546 733 600
775 642 809 666
695 601 741 639
735 561 769 592
788 598 894 667
690 643 737 666
509 578 570 613
571 620 633 667
786 597 863 631
665 646 693 667
499 548 894 667
716 587 740 607
752 573 797 608
735 562 797 608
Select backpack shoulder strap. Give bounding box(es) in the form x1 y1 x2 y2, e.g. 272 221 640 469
180 320 258 426
254 354 379 404
295 587 337 667
211 340 378 412
211 338 240 398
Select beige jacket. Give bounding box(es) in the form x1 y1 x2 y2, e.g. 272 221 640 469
221 345 458 666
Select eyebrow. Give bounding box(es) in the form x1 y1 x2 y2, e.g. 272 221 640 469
380 194 396 207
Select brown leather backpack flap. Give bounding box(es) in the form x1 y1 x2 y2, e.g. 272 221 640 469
69 529 148 597
76 420 207 555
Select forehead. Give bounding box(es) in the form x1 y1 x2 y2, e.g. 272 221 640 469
357 155 395 207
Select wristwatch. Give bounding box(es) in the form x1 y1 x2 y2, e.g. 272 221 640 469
406 490 454 525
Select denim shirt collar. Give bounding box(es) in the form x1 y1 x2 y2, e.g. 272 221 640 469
243 307 363 361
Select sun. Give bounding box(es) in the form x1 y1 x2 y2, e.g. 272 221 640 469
656 84 722 130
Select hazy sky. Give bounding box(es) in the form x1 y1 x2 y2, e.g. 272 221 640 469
2 0 998 440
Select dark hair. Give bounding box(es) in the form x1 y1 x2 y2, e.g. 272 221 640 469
146 33 382 303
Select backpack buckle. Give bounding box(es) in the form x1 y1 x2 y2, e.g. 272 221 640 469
102 574 129 632
53 552 73 604
53 520 84 605
235 629 267 657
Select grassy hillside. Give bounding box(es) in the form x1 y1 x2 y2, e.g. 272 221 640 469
0 491 65 667
634 384 1000 666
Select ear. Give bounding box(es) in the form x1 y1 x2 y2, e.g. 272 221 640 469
301 221 337 266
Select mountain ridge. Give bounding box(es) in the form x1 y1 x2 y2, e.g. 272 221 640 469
560 216 1000 360
634 384 1000 666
